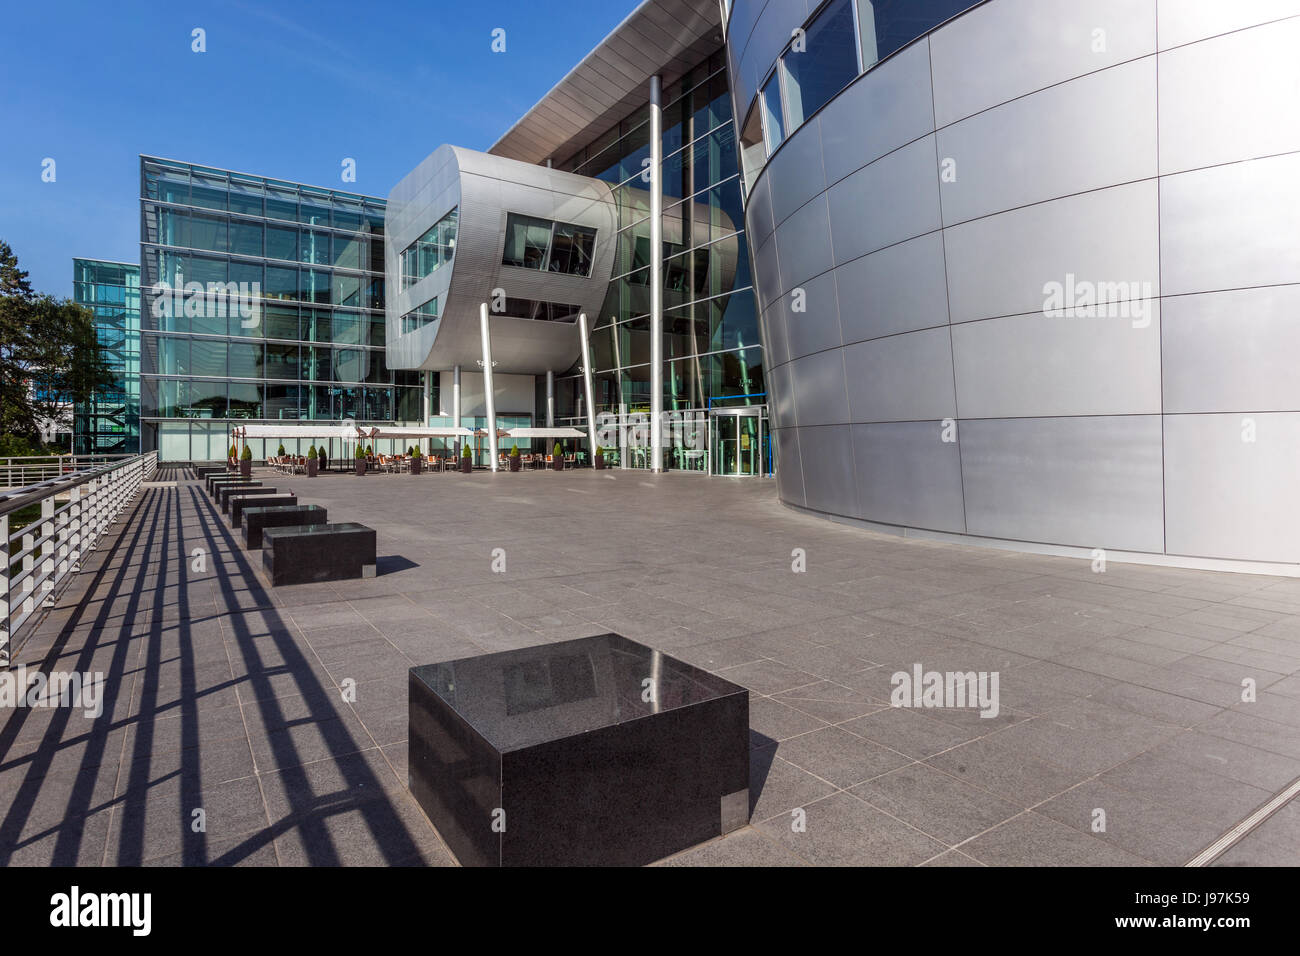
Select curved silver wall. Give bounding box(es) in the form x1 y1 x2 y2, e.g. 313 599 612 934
385 145 617 375
732 0 1300 569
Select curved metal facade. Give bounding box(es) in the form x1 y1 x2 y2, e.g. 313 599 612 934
731 0 1300 569
385 146 618 375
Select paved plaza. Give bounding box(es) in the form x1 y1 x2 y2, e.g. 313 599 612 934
2 465 1299 866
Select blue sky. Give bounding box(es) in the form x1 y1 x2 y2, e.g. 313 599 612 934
0 0 637 294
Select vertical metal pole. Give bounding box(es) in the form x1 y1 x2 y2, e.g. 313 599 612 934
546 370 555 428
422 371 432 456
649 74 664 474
579 314 598 458
452 364 462 458
480 305 498 472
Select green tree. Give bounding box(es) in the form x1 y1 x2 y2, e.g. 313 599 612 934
0 240 115 445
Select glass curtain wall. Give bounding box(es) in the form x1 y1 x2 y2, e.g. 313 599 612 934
139 157 421 461
553 49 763 473
72 259 141 454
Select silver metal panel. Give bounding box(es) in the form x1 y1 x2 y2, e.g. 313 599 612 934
1156 0 1300 49
842 328 957 423
929 0 1157 127
851 422 966 533
788 350 848 426
826 136 941 267
773 193 832 296
937 57 1158 226
817 41 935 187
782 270 841 360
1160 152 1300 296
753 232 784 318
1164 413 1300 563
952 304 1162 419
758 299 790 370
773 425 806 507
768 361 797 429
386 145 618 374
745 170 776 248
796 424 858 517
834 233 950 344
1158 17 1300 175
961 416 1165 552
1162 285 1300 413
943 180 1160 325
766 114 826 228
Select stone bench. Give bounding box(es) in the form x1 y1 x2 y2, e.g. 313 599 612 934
242 504 328 550
261 522 376 586
217 483 272 512
230 493 296 528
208 475 254 495
408 632 749 866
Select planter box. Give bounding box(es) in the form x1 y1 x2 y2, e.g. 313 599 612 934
410 458 423 475
460 457 472 474
408 633 749 867
240 459 252 478
306 458 318 477
242 504 327 550
355 459 366 476
509 457 520 472
551 457 563 472
261 522 376 586
594 456 605 470
230 494 296 528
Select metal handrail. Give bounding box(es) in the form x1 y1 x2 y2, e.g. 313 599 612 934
1 452 158 667
0 453 136 491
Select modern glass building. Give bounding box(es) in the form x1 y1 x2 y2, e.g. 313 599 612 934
72 258 141 454
137 157 422 461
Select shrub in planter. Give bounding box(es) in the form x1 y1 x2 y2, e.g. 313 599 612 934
240 444 253 477
594 444 605 470
552 441 564 472
509 446 521 472
460 443 473 474
354 444 367 476
277 443 286 457
408 445 422 474
306 444 318 477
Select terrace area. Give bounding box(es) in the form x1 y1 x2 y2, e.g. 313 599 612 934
2 463 1300 866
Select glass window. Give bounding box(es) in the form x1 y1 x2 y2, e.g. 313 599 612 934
227 342 263 379
400 207 458 289
228 382 262 419
228 176 263 216
502 213 552 269
263 304 299 341
265 266 298 300
781 0 859 131
265 186 298 222
306 269 331 305
265 224 298 262
332 273 360 307
300 230 330 265
229 219 262 257
760 73 785 154
333 234 362 271
189 340 226 378
190 213 227 253
548 223 596 276
230 261 262 289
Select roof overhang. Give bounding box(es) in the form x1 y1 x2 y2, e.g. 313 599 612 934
489 0 724 166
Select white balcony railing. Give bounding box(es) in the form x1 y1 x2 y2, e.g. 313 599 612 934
0 452 158 667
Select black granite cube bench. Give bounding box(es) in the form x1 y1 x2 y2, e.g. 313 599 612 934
208 475 254 495
194 466 225 479
242 504 328 550
261 522 375 586
230 493 296 528
408 633 749 867
217 483 273 512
